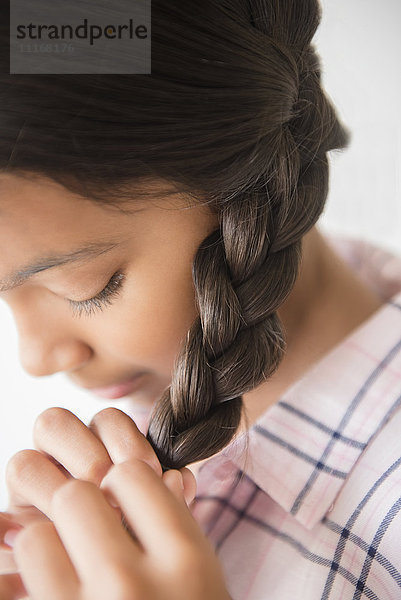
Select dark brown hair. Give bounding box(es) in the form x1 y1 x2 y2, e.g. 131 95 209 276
0 0 349 470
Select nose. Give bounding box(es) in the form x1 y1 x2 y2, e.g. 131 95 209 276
18 335 93 377
4 291 93 377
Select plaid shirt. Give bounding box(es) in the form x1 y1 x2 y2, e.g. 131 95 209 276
131 233 401 600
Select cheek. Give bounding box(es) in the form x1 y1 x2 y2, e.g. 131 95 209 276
100 265 199 374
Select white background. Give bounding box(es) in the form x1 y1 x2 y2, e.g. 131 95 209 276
0 0 400 510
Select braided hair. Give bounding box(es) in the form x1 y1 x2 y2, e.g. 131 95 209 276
147 0 349 469
0 0 349 470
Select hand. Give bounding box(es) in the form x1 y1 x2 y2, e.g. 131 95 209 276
10 459 231 600
6 406 196 518
0 513 26 598
1 407 196 597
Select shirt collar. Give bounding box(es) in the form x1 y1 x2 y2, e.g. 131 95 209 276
218 235 401 529
125 234 401 530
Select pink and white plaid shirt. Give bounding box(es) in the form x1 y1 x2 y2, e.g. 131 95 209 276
132 232 401 600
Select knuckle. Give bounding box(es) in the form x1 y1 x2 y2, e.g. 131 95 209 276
90 406 121 426
6 449 42 485
33 407 72 439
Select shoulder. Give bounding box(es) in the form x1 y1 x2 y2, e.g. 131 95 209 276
322 231 401 301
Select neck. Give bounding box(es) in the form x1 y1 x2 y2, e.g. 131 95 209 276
239 225 384 430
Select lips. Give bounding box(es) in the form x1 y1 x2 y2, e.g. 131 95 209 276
86 373 146 400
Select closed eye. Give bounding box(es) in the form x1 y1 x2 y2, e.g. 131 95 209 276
68 271 125 318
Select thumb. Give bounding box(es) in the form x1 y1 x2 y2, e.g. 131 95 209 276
180 467 197 506
162 467 197 507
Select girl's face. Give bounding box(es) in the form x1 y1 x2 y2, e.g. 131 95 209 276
0 174 219 406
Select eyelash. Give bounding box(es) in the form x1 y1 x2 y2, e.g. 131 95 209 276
68 271 126 318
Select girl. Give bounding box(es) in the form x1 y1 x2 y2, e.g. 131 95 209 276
1 0 401 598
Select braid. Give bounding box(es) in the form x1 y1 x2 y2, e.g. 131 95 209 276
147 0 349 471
0 0 350 470
147 197 297 470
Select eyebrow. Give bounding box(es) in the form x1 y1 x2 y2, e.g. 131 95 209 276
0 240 121 293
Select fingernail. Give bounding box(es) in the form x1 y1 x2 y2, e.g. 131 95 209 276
177 470 184 490
3 528 22 549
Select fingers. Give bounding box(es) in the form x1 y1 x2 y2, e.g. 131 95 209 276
0 552 18 576
33 407 163 484
7 407 164 529
33 462 199 590
0 513 24 576
88 407 162 476
33 407 113 486
89 409 196 505
180 468 197 506
6 450 68 516
13 521 79 600
48 479 141 586
0 513 23 551
100 459 202 564
6 462 214 600
0 573 27 599
163 468 197 506
162 469 185 501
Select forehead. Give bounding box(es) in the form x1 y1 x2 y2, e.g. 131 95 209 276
0 173 217 273
0 174 134 273
0 172 125 229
